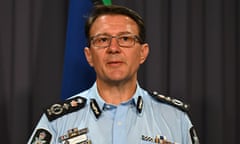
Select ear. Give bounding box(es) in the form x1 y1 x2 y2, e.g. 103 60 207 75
140 43 149 64
84 47 94 67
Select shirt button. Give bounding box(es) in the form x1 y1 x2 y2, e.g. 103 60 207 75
117 121 122 126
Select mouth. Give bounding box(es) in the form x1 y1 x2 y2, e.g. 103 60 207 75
107 61 124 67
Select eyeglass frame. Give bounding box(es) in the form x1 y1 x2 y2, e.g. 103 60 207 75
89 33 144 48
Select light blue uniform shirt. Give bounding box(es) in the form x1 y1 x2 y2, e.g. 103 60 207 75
28 82 196 144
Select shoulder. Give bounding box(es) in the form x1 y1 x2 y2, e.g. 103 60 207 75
44 96 87 121
147 91 190 113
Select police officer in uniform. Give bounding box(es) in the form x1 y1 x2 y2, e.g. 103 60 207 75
28 5 200 144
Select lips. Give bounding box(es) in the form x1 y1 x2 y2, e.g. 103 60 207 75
107 61 122 64
107 60 124 66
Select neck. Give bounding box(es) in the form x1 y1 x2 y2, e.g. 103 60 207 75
96 79 137 105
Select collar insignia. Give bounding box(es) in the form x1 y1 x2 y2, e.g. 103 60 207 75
90 99 102 119
136 96 143 113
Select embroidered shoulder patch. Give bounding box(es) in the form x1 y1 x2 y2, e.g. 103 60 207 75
31 129 52 144
190 126 200 144
45 96 86 121
149 91 190 112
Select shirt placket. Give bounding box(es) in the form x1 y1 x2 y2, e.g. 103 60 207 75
112 104 128 144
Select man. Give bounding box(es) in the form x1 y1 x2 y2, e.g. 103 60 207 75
28 5 199 144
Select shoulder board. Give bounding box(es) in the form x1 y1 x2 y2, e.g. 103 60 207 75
45 96 86 121
149 91 190 112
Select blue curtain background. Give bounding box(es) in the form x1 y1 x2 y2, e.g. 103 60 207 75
61 0 96 99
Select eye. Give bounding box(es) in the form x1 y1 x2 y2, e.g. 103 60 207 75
93 36 111 46
118 35 134 43
120 36 130 41
97 37 109 43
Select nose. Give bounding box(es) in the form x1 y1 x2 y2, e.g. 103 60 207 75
107 37 121 53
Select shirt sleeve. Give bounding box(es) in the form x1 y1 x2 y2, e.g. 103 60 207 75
27 114 56 144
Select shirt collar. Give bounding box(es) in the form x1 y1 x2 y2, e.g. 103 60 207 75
88 82 144 118
89 82 141 108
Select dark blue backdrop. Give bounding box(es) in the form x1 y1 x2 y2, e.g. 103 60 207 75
61 0 96 99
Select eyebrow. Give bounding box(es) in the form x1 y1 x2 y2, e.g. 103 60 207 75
91 31 135 37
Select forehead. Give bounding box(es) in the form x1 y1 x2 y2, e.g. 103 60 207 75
90 14 139 35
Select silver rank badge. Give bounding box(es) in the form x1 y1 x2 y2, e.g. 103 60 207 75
141 134 178 144
59 128 91 144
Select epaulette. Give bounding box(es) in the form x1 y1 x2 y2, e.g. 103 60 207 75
45 96 86 121
149 91 190 113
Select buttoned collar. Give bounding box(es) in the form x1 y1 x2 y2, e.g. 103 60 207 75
88 82 144 119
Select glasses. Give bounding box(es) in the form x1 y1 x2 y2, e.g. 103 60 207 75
90 34 142 48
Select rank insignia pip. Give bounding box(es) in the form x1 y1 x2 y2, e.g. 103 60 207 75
45 96 87 121
31 128 52 144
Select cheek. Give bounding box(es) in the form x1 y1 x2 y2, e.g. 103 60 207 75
128 52 142 67
91 53 104 67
